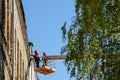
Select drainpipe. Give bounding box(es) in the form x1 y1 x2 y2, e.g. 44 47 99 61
28 42 34 80
12 0 15 80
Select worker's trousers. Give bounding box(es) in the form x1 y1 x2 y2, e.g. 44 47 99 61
35 57 40 68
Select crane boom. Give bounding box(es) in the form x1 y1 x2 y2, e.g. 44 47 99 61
42 53 120 61
42 55 66 60
35 54 120 75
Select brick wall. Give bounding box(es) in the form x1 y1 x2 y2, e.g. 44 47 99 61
0 0 2 26
0 0 37 80
0 1 5 80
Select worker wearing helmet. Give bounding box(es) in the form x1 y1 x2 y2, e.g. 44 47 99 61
43 52 47 66
34 50 40 68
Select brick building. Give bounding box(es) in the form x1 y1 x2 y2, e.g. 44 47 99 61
0 0 38 80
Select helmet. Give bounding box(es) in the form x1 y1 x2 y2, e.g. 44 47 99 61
35 50 38 53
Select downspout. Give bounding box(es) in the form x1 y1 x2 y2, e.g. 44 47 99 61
29 42 34 80
12 0 15 80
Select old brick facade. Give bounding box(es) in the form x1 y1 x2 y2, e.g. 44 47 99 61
0 0 32 80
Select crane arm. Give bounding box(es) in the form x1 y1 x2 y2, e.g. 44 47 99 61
42 53 120 61
42 55 66 60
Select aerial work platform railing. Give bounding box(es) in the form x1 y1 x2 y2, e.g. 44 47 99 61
34 55 66 75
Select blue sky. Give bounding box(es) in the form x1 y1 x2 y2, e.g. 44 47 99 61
22 0 75 80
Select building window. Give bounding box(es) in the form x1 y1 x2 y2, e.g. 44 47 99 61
4 0 13 63
0 55 3 80
23 61 24 80
16 40 19 79
20 51 22 79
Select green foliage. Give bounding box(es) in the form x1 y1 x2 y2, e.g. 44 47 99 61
61 0 120 79
61 22 67 42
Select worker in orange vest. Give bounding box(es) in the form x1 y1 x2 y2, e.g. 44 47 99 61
34 50 40 68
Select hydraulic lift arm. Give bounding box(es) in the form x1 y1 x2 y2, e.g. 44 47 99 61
42 55 66 60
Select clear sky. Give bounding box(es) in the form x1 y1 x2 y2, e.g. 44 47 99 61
22 0 75 80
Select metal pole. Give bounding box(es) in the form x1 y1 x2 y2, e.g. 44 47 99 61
12 0 15 79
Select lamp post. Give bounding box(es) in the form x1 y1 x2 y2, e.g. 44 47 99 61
12 0 15 80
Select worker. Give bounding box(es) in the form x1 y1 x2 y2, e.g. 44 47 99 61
42 52 48 66
34 50 40 68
